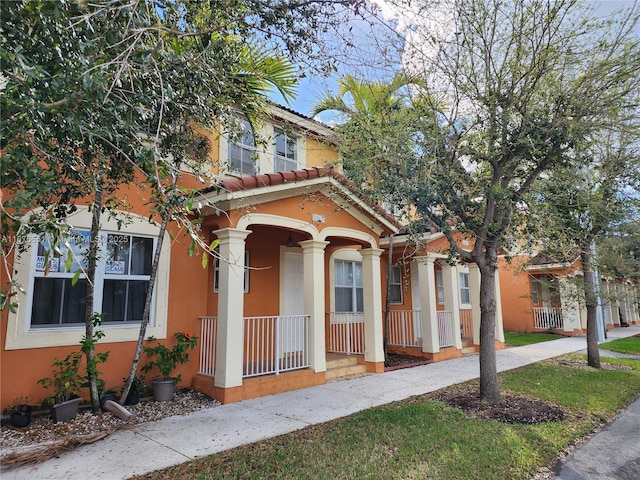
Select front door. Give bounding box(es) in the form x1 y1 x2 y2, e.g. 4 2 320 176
282 250 304 353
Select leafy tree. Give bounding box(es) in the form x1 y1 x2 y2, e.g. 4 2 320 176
529 114 640 368
1 0 355 411
360 0 640 403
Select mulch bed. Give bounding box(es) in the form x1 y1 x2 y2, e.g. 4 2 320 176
384 353 432 371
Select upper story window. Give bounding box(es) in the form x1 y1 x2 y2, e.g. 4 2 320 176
228 117 257 175
388 265 402 304
274 129 298 172
334 259 363 313
459 272 471 305
31 230 154 327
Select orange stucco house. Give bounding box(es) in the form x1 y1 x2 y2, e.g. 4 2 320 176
498 250 640 335
1 104 504 410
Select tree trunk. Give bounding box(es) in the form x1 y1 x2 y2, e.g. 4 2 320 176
477 249 501 404
119 212 168 404
85 171 104 414
581 245 601 369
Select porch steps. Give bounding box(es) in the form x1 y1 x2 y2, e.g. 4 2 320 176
461 340 478 356
325 355 369 381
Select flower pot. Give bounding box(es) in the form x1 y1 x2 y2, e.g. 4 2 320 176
10 406 32 428
49 397 82 423
151 378 176 402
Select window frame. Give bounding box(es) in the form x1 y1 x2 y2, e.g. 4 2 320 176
227 116 257 176
5 207 170 350
273 128 298 172
334 259 364 313
388 265 403 304
436 269 445 305
459 272 471 305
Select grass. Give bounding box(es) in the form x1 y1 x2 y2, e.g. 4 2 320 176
131 356 640 480
504 330 564 346
599 336 640 355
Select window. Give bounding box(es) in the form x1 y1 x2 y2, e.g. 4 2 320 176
388 265 402 304
530 278 542 305
228 117 256 175
436 270 445 305
335 260 363 312
459 272 471 305
274 129 297 172
31 230 154 327
214 251 250 293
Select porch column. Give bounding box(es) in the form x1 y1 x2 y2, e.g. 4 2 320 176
414 256 439 354
632 284 640 322
468 264 482 346
299 239 329 373
441 264 462 349
494 268 505 342
609 281 621 326
213 227 251 389
559 276 580 333
360 248 385 363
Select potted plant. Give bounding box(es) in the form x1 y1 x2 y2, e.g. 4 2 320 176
122 375 148 406
5 397 33 428
37 351 84 423
141 332 198 402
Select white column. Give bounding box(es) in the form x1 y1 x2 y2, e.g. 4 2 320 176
632 284 640 322
213 228 251 388
609 281 621 325
441 264 462 349
299 240 329 373
414 256 439 353
559 276 580 332
468 264 482 345
494 268 505 342
360 248 385 364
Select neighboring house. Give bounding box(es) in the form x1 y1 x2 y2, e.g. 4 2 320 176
498 250 640 335
1 104 502 409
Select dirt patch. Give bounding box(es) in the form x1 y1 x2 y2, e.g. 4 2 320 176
384 353 432 371
427 384 566 425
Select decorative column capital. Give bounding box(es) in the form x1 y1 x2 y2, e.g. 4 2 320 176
359 247 384 259
298 239 329 253
212 227 252 242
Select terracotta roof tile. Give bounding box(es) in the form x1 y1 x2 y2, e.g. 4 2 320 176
200 166 402 229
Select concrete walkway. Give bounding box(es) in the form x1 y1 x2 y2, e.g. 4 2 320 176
2 326 639 480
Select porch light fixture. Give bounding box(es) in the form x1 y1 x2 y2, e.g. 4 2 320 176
287 234 294 248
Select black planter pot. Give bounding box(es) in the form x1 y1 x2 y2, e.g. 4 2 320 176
10 405 32 428
124 391 140 406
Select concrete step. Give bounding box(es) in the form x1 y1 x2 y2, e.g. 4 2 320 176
326 364 369 381
462 346 477 355
326 355 359 369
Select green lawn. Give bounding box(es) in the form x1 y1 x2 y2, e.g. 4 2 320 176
504 330 564 346
131 356 640 480
600 336 640 355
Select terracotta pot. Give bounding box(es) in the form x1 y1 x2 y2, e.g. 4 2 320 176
151 378 176 402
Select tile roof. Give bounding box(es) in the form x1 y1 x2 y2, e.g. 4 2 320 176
529 248 582 266
200 166 402 229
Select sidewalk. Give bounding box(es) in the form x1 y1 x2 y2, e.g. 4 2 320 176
3 326 639 480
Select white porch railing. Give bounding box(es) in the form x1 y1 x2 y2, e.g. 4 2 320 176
387 310 421 347
533 307 563 329
328 312 365 355
460 309 473 339
243 315 311 377
437 310 454 348
198 316 218 376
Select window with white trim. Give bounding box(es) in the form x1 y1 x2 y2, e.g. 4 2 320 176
530 278 542 305
273 129 298 172
214 251 250 293
31 230 154 327
228 117 257 175
436 269 445 305
388 265 402 304
459 272 471 305
334 259 363 312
